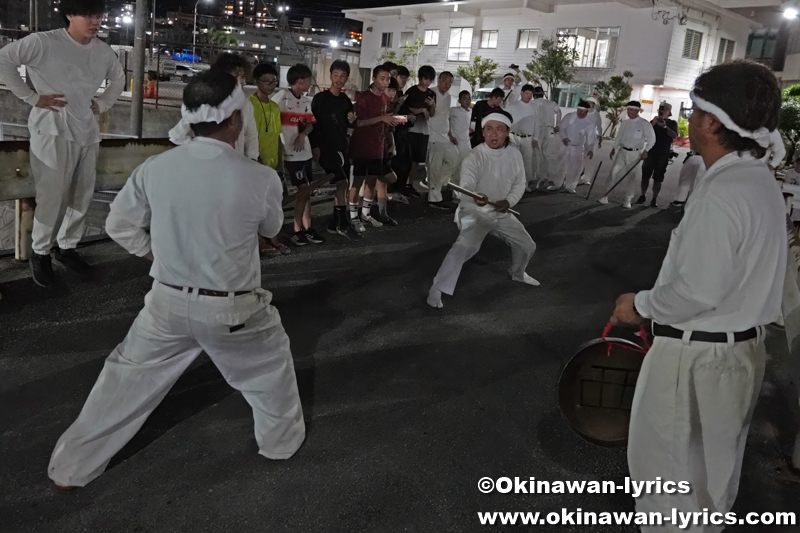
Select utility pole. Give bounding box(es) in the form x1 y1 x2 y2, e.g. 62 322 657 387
131 0 146 137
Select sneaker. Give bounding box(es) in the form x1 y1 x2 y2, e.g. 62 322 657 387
53 247 91 273
578 180 591 186
360 214 383 228
30 252 54 288
546 185 565 192
635 195 646 205
305 228 325 244
403 186 421 198
389 192 409 204
336 222 364 240
622 200 632 209
418 179 430 190
326 219 340 235
565 189 577 194
350 216 366 233
670 200 686 208
428 201 452 211
650 200 659 208
290 231 309 246
374 212 399 226
597 196 609 205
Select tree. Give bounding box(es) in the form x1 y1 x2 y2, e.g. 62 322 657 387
594 70 634 138
378 37 424 79
523 37 578 95
208 27 238 54
780 84 800 164
456 55 499 93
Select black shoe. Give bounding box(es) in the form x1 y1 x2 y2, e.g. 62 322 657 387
336 222 364 240
374 212 399 226
30 252 54 288
326 220 340 235
428 201 452 211
403 186 421 198
670 200 686 208
53 247 91 273
650 200 658 208
290 231 309 246
636 195 646 205
304 228 325 244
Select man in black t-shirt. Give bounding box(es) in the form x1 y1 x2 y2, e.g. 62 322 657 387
637 102 678 208
311 60 361 240
470 88 505 147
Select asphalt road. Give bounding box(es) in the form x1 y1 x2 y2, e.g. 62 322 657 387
1 154 799 532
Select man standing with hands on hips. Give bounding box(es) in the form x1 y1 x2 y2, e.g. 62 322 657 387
610 60 785 532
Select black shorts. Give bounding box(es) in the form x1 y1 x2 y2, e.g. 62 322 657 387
319 149 350 184
642 153 670 183
284 159 314 187
407 132 429 163
353 158 393 179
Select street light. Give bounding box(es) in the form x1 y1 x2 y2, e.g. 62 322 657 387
329 40 338 48
193 0 213 64
122 14 132 43
784 8 799 18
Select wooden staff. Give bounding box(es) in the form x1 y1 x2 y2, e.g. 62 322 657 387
448 182 521 216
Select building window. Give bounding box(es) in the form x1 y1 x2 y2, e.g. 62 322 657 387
424 29 440 46
682 29 703 60
447 27 473 62
517 29 539 50
557 27 619 68
717 37 735 63
381 32 393 48
400 31 414 47
480 30 498 49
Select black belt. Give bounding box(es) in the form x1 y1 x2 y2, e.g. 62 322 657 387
621 146 641 152
515 134 532 138
161 282 251 297
652 323 758 343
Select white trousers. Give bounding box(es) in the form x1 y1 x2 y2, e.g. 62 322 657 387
29 135 99 255
427 140 460 203
552 145 586 191
517 138 535 182
48 281 305 487
606 149 642 201
628 335 765 533
432 209 536 295
675 168 696 203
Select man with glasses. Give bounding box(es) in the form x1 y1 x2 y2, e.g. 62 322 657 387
0 0 125 288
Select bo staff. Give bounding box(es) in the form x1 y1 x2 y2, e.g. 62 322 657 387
602 158 643 197
447 182 521 216
585 161 603 199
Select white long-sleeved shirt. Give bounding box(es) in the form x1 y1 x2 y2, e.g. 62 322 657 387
532 98 562 140
634 152 786 331
506 100 538 136
106 137 284 292
762 129 786 168
458 143 526 216
613 116 656 152
558 112 597 156
428 89 452 143
500 72 528 108
0 29 125 145
237 97 259 160
588 110 603 143
449 105 471 144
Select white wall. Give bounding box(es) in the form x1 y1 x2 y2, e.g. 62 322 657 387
356 3 753 95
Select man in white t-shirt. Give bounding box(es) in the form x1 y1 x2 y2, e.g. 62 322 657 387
449 90 473 165
0 0 125 287
506 85 538 185
426 71 460 207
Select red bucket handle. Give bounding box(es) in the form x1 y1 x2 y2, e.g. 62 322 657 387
601 322 650 355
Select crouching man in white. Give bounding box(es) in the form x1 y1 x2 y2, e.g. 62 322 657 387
547 100 596 194
48 71 305 489
610 61 786 532
427 110 539 309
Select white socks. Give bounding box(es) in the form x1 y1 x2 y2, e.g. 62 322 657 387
427 287 443 308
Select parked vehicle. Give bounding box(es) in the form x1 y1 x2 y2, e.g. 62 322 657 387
176 63 210 83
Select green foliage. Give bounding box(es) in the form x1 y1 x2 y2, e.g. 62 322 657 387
677 117 689 137
456 55 499 93
780 86 800 164
522 37 578 94
208 27 238 48
379 37 425 79
594 70 634 138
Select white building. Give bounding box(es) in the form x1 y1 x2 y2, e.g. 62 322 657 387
344 0 780 120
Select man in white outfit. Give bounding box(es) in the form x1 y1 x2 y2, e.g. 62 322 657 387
598 101 655 208
48 71 305 488
762 128 786 171
531 86 563 189
506 85 539 185
0 0 125 287
427 109 539 309
670 152 706 207
611 60 786 532
449 90 473 166
547 100 596 194
578 96 604 185
499 66 528 109
426 71 460 206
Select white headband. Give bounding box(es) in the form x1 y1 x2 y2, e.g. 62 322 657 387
503 74 515 81
168 85 247 145
690 90 772 148
482 113 513 129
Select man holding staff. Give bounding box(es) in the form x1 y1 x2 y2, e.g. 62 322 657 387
427 109 539 309
610 61 785 531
